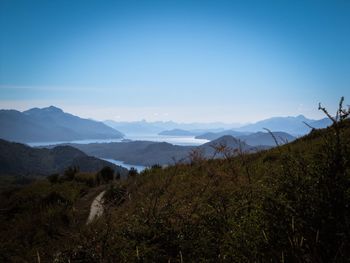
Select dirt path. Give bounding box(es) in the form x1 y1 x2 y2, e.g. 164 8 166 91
86 190 106 224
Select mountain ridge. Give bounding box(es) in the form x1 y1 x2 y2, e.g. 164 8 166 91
236 115 331 135
105 115 331 137
197 130 296 146
0 106 124 143
0 139 128 177
63 134 267 167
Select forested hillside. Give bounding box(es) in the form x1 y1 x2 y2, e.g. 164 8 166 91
0 139 128 177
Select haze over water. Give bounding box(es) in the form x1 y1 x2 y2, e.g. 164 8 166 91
27 135 209 147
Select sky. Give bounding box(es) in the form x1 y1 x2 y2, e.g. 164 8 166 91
0 0 349 123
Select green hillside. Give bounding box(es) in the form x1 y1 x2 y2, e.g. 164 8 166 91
1 116 349 262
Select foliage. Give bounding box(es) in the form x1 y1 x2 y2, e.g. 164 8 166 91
62 166 79 181
0 179 87 262
47 173 59 183
128 167 139 177
98 166 115 183
73 172 97 187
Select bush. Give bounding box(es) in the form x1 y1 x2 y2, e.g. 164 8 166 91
73 173 97 187
115 171 121 180
47 173 59 184
96 166 114 184
62 166 79 181
128 167 138 177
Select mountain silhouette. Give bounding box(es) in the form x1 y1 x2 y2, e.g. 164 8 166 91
0 106 124 143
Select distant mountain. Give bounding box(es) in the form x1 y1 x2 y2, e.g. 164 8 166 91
104 116 332 137
66 135 263 166
0 106 124 143
195 130 251 140
104 120 163 135
236 115 332 135
158 129 199 136
0 139 128 177
197 130 295 146
197 135 261 158
237 131 296 146
65 141 192 167
310 118 334 129
104 119 238 135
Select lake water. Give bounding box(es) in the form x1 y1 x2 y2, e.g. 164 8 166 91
127 134 209 146
27 138 124 147
101 158 147 172
27 135 208 171
27 134 209 147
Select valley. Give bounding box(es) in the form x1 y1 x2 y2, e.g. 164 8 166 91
1 1 348 261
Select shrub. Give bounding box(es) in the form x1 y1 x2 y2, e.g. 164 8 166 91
128 167 138 177
73 173 96 187
61 166 79 181
47 173 59 184
98 166 114 183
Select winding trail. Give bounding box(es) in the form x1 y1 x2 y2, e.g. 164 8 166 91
86 190 106 224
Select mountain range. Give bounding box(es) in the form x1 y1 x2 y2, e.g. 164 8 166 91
196 131 296 146
104 119 235 135
235 115 332 135
105 115 331 137
158 129 200 136
0 139 128 177
0 106 124 143
62 135 269 167
196 130 251 140
0 106 332 145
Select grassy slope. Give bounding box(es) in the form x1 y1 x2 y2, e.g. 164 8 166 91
0 171 113 262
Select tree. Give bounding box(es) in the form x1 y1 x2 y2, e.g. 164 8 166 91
115 171 121 180
128 167 138 177
47 173 59 184
99 166 114 183
62 166 79 181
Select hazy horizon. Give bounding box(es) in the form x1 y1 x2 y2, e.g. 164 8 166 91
0 104 329 126
1 0 349 122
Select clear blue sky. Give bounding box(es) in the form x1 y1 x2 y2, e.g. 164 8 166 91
0 0 349 122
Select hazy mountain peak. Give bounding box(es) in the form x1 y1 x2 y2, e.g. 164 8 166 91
235 115 327 135
43 105 64 113
1 106 124 143
24 105 64 115
210 135 239 145
296 114 307 120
